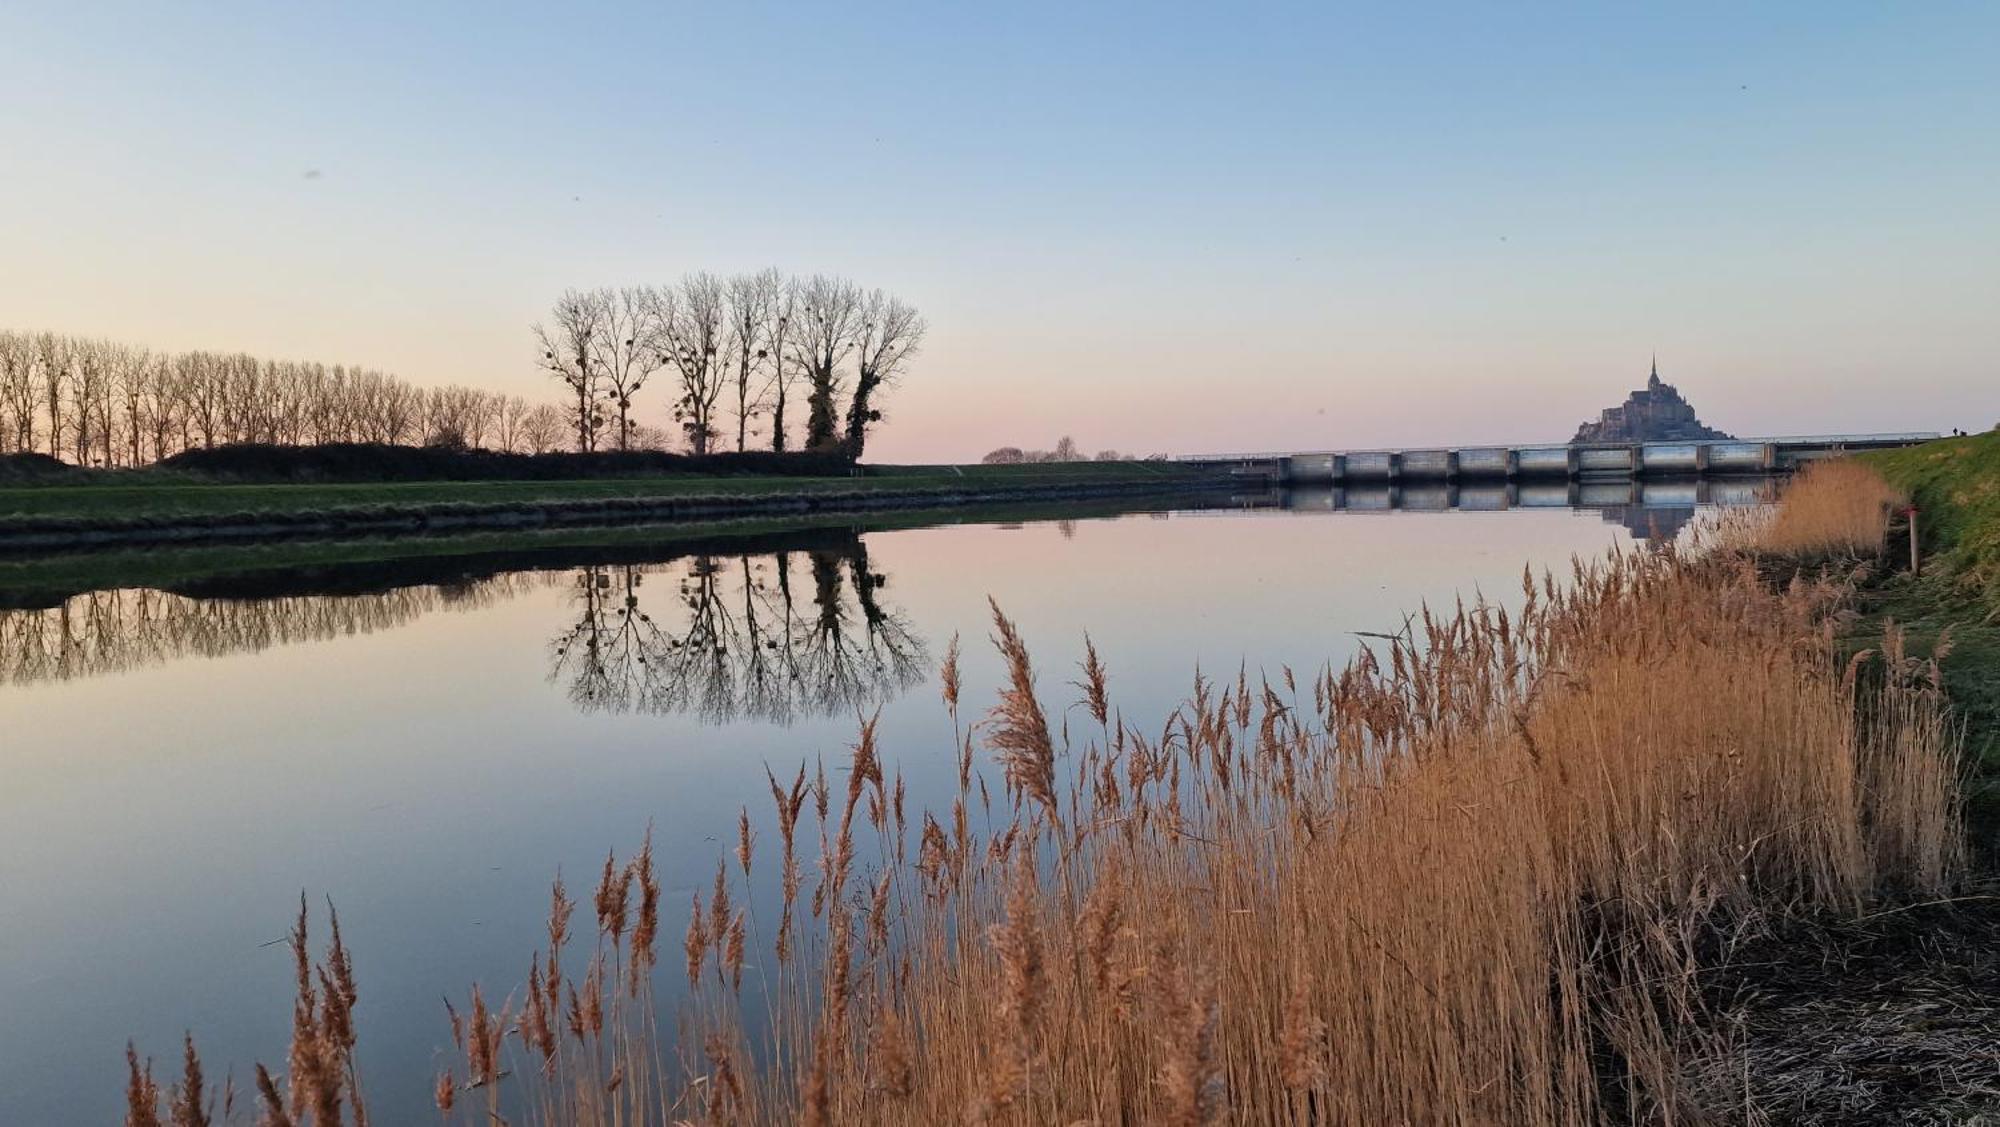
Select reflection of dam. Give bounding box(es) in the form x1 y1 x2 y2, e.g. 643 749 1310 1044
1223 477 1778 542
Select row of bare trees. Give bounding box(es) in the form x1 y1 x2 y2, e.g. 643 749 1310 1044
0 330 573 466
535 271 926 457
982 436 1153 463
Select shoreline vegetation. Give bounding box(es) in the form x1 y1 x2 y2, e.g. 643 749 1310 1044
123 436 2000 1125
0 457 1225 553
0 494 1211 609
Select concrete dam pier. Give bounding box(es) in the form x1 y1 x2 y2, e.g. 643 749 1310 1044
1185 433 1937 485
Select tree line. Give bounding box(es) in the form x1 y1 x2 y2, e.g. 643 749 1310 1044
0 330 571 467
536 270 925 458
982 435 1159 463
0 269 924 470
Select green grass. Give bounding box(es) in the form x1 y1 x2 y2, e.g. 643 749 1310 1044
1854 432 2000 847
0 461 1205 522
1863 431 2000 618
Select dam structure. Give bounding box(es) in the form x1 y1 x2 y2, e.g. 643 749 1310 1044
1180 433 1938 485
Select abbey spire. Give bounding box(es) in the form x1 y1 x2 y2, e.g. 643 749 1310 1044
1572 358 1733 444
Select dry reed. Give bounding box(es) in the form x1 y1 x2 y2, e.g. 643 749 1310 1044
1716 457 1906 559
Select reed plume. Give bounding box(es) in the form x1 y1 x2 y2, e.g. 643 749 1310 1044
986 598 1061 828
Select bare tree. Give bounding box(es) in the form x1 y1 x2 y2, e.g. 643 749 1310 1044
535 289 605 451
140 353 185 461
111 345 151 466
725 269 779 451
791 275 862 452
382 375 421 444
492 395 530 453
659 273 728 454
0 327 518 465
0 332 38 454
66 339 118 465
592 287 665 451
35 333 70 459
765 277 800 452
521 403 566 453
845 290 925 458
627 421 674 451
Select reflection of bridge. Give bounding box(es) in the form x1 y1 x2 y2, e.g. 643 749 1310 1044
1179 433 1937 484
1210 478 1779 542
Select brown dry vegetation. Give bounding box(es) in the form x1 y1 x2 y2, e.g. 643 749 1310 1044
129 464 1971 1125
1714 458 1907 561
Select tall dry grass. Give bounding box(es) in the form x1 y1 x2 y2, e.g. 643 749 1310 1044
1715 457 1906 560
129 524 1963 1125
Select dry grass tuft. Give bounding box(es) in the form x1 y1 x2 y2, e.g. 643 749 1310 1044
1716 457 1906 559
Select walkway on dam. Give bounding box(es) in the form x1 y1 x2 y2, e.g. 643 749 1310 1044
1178 433 1937 483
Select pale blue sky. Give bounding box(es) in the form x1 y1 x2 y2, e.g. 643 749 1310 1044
2 2 1995 459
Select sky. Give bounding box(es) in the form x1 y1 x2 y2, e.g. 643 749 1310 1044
1 2 1995 461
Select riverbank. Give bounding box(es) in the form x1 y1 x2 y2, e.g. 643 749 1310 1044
1655 438 2000 1122
0 491 1215 608
1861 432 2000 833
0 461 1228 552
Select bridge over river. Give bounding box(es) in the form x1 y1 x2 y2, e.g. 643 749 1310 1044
1178 433 1937 484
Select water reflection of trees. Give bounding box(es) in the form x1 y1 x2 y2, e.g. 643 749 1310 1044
0 577 540 685
549 539 927 724
0 531 928 721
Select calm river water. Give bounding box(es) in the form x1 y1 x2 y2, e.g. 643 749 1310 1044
0 482 1766 1122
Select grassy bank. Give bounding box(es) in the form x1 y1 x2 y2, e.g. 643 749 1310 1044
0 461 1223 551
126 460 1975 1124
0 492 1207 608
1863 430 2000 619
1858 433 2000 829
0 461 1205 520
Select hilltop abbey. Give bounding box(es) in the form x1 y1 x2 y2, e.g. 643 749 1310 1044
1571 359 1734 444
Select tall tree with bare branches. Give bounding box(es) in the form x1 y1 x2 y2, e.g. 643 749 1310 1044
845 291 925 458
35 333 70 460
791 275 862 452
591 287 665 451
764 277 800 453
0 332 37 454
725 269 779 452
535 289 606 451
521 403 566 453
659 273 729 454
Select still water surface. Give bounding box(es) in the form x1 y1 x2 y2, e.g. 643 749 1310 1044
0 485 1754 1122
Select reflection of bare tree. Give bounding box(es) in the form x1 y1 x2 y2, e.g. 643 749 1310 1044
0 577 541 685
548 537 927 724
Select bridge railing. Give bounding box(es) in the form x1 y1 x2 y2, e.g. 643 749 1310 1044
1170 433 1939 463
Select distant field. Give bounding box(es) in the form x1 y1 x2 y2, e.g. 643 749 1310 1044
0 461 1206 523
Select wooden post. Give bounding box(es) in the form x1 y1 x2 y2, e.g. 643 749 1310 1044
1908 505 1920 576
